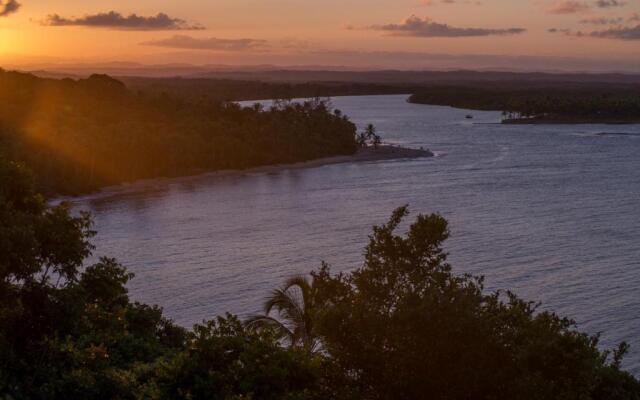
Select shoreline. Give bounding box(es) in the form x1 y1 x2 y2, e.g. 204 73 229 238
502 118 640 125
57 145 433 203
275 144 433 170
406 99 640 125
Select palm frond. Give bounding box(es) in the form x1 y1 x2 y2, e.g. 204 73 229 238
247 273 322 353
265 285 308 331
245 315 292 341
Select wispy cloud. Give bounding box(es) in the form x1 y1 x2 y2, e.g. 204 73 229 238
142 35 267 51
579 16 624 24
544 0 628 14
42 11 204 30
587 24 640 39
361 15 525 37
0 0 20 17
548 27 572 33
545 1 591 14
420 0 482 6
595 0 626 8
550 24 640 40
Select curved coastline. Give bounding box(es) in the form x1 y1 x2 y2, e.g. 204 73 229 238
283 144 433 169
57 145 433 203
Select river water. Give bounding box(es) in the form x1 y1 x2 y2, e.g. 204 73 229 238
71 95 640 373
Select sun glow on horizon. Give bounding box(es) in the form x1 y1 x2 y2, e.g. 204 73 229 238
0 0 639 71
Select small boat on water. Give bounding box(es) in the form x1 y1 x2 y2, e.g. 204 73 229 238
465 115 474 119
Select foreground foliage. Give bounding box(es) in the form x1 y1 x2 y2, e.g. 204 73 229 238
1 157 639 399
309 207 640 399
0 159 319 400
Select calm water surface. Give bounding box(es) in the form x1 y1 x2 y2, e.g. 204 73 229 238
71 95 640 373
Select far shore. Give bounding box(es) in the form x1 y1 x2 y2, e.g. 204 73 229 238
58 145 433 202
502 118 640 125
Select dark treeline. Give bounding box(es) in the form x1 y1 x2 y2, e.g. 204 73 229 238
2 157 640 400
120 74 640 104
408 86 640 123
121 75 640 124
120 77 409 103
0 69 357 196
189 69 640 85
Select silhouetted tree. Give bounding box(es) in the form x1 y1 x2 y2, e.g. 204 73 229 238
246 275 322 354
364 124 376 141
151 315 320 400
372 134 382 148
358 123 382 148
309 206 640 400
356 132 368 148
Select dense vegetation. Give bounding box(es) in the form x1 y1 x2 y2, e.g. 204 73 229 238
6 68 637 197
119 72 640 105
0 69 357 195
2 157 639 399
120 76 407 103
408 87 640 123
0 158 323 399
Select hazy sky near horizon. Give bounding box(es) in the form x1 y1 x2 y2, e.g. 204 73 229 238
1 0 639 71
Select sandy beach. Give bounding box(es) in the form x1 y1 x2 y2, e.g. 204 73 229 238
58 145 433 203
265 144 434 171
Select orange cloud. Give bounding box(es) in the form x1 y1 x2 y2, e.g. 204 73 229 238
0 0 20 17
42 11 204 30
546 0 591 14
363 15 525 37
142 35 268 51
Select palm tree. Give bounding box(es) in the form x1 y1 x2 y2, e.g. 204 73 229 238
356 132 368 148
372 133 382 149
245 274 321 353
364 124 376 142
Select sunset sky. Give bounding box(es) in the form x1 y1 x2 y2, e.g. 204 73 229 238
1 0 639 71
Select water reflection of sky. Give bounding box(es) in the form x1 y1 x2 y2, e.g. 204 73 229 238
72 95 640 374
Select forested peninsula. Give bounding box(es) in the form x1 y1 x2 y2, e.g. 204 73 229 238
0 70 361 196
408 87 640 124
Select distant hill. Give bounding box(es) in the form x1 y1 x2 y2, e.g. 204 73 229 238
191 69 640 87
11 63 640 87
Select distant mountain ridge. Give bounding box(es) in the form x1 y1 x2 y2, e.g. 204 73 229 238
6 63 640 85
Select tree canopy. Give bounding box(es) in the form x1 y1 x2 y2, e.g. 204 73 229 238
307 206 640 399
1 158 639 399
0 157 319 399
0 70 357 196
409 86 640 123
